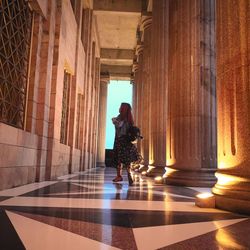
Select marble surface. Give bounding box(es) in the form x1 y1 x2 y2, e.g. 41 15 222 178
0 167 249 250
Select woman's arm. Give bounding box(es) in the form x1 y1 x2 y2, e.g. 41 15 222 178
112 117 120 125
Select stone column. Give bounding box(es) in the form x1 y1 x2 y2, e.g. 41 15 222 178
81 8 93 170
140 15 152 170
135 43 144 155
131 62 141 171
148 0 168 177
87 43 96 169
96 74 109 167
212 0 250 214
165 0 217 187
92 57 101 168
68 1 84 174
132 60 139 124
34 0 57 181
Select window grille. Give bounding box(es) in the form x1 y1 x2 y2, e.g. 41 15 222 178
0 0 33 128
60 71 71 144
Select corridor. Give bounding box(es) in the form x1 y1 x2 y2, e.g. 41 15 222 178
0 167 249 250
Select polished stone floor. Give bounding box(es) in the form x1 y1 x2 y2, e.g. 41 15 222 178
0 167 249 250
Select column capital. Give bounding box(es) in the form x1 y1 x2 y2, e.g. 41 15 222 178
140 14 152 42
100 73 110 84
141 13 152 31
132 62 139 73
136 43 144 56
130 75 135 84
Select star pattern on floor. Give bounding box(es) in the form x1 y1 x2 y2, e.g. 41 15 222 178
0 167 249 250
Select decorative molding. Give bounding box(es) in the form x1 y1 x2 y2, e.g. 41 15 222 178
136 43 144 56
100 73 110 84
141 14 152 31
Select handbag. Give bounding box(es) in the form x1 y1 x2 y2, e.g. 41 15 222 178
126 126 143 142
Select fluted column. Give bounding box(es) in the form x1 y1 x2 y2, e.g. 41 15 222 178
135 43 144 155
81 8 93 170
96 74 109 167
165 0 217 186
148 0 168 176
131 62 141 171
140 15 152 170
132 61 139 123
212 0 250 214
93 58 101 168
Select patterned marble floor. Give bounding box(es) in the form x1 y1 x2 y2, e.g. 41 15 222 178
0 167 249 250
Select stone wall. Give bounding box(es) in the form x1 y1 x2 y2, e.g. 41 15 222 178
0 0 101 190
0 124 39 189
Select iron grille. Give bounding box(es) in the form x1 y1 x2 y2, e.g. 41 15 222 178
60 71 71 144
0 0 33 128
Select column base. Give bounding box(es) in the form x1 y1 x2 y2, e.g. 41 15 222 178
137 164 148 173
213 177 250 215
96 162 106 167
213 192 250 215
146 165 165 177
165 168 217 187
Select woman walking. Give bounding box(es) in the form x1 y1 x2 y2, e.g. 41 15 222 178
112 103 140 186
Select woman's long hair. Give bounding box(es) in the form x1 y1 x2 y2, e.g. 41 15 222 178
119 103 134 125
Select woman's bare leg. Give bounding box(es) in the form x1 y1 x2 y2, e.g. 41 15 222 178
126 164 134 186
113 163 123 182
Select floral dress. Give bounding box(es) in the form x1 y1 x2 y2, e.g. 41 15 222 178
112 117 140 167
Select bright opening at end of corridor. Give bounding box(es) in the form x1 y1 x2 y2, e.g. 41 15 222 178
105 80 132 149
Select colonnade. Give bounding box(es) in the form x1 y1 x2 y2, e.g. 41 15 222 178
133 0 217 185
132 0 250 214
5 0 249 215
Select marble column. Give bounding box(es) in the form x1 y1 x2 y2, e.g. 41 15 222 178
87 47 96 170
96 74 109 167
131 62 141 171
165 0 217 186
92 58 101 168
140 15 152 170
147 0 168 177
135 43 144 156
212 0 250 214
81 8 93 170
132 61 139 124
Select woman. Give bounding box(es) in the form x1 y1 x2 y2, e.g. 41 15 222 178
112 103 140 185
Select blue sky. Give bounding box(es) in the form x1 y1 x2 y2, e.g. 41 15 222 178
105 80 132 149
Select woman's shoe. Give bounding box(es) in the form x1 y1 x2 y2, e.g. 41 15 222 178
112 176 123 182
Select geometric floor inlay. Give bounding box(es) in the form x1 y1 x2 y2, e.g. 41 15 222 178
0 167 249 250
